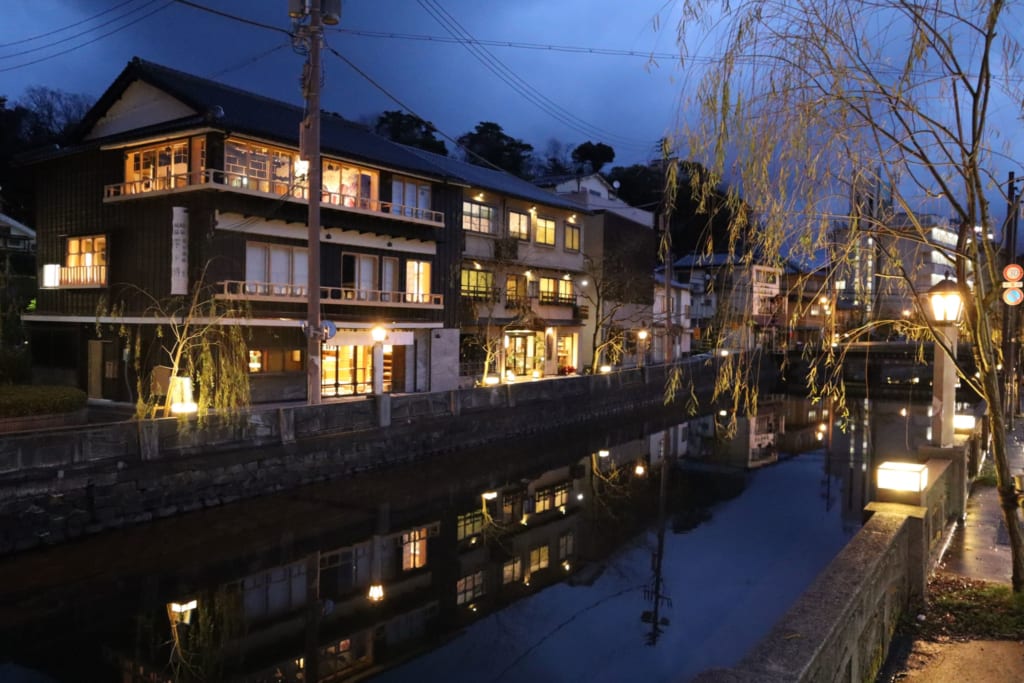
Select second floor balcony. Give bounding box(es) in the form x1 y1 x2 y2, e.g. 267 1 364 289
217 280 443 309
104 169 445 227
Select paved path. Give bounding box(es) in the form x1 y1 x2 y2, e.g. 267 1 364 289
879 421 1024 682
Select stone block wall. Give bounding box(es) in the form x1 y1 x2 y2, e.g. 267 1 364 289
690 445 969 683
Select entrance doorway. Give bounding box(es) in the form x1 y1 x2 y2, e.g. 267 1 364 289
505 332 543 377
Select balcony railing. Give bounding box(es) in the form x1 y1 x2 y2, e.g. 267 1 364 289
217 280 442 309
539 292 577 306
104 169 445 226
57 265 107 288
461 286 502 302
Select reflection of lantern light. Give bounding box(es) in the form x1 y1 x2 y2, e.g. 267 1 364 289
169 376 198 415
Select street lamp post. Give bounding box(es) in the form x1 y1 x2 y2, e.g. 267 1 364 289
926 274 963 447
637 328 649 368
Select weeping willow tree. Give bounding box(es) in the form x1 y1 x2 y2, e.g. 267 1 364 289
670 0 1024 589
99 271 252 425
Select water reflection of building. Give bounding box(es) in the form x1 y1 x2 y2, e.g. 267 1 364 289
114 454 614 682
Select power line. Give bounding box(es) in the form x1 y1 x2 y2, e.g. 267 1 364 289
333 27 682 63
0 0 164 60
416 0 655 152
325 44 516 175
170 0 290 36
0 1 175 74
0 0 142 49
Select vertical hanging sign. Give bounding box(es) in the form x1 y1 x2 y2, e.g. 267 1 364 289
171 206 189 295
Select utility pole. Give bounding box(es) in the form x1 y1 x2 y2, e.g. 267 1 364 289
1004 172 1021 424
291 0 339 405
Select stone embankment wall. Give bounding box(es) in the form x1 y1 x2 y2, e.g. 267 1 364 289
691 437 978 683
0 361 741 556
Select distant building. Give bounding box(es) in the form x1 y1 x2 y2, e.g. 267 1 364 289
671 253 782 353
536 173 656 370
0 212 36 345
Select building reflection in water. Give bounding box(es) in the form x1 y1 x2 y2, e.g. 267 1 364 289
2 396 928 682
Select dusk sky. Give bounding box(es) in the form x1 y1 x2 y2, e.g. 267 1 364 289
1 0 690 167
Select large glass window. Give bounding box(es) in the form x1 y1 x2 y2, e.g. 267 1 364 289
62 235 107 287
529 545 549 573
341 253 379 300
322 344 391 396
457 511 485 540
535 217 556 246
508 210 530 240
402 528 428 571
505 274 527 307
245 242 308 296
461 269 495 300
240 560 307 620
463 201 495 234
248 348 303 373
323 161 379 209
392 177 433 219
124 139 194 191
503 557 522 584
406 260 432 303
456 571 484 605
538 277 557 304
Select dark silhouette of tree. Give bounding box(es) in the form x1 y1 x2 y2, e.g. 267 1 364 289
457 122 534 178
605 162 741 259
1 88 93 224
571 141 615 174
538 138 573 176
373 110 447 155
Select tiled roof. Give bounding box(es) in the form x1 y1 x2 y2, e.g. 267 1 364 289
403 147 586 212
71 58 588 213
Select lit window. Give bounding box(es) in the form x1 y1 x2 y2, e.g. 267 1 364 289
553 483 569 507
402 527 428 571
534 488 552 513
529 545 549 573
456 571 484 604
535 217 555 245
463 201 495 234
62 235 107 287
503 557 522 584
406 260 432 303
248 348 302 373
538 277 557 304
461 269 495 300
564 222 580 252
509 210 530 240
457 511 485 540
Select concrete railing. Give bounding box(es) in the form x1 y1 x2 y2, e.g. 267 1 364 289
691 433 978 683
0 362 726 477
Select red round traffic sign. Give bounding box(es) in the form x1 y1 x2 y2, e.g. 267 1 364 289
1004 263 1023 281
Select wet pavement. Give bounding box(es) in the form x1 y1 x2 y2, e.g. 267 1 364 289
879 420 1024 682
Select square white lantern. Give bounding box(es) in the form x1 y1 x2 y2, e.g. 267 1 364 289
877 461 929 493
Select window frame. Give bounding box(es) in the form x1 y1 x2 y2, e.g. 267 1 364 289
461 268 496 300
564 221 581 252
463 201 496 234
534 216 556 246
508 210 531 241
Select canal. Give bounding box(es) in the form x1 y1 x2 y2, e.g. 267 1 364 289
0 397 884 683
